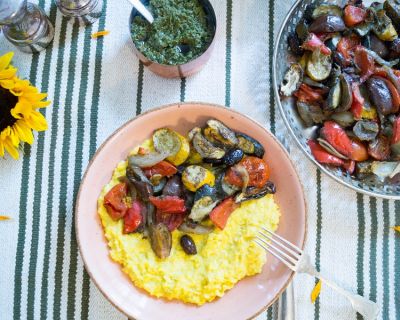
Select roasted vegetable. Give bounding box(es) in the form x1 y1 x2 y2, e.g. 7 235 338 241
180 235 197 255
166 132 190 166
373 9 398 41
308 139 345 166
178 220 214 234
362 34 389 58
309 15 346 33
297 101 326 126
344 5 367 27
192 132 225 159
149 223 172 259
288 32 304 56
302 33 332 55
357 160 400 181
384 0 400 31
236 133 265 158
156 211 185 232
331 111 355 127
306 49 332 81
104 183 129 220
162 175 184 197
221 148 244 166
280 63 304 96
151 176 167 194
188 184 219 222
143 161 177 178
353 120 379 141
313 5 343 19
368 135 391 160
182 165 215 192
123 200 145 234
234 182 276 204
152 128 183 163
204 119 239 147
215 171 240 198
367 76 394 115
327 77 341 111
391 116 400 157
209 197 239 229
320 121 353 158
128 151 168 168
317 138 349 159
294 83 325 104
149 195 186 214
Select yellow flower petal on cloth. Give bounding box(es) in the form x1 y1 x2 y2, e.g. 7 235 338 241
25 110 48 131
92 30 110 38
14 120 34 145
311 280 322 304
393 226 400 233
0 216 11 221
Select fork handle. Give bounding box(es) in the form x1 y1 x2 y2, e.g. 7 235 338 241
305 268 380 320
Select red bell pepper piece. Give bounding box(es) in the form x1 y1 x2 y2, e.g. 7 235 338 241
149 196 186 214
344 5 367 27
209 197 239 230
143 160 178 178
301 33 331 55
294 84 325 104
354 46 375 82
337 35 360 64
308 140 345 166
123 200 144 234
350 139 368 161
350 83 365 120
104 183 129 220
156 211 185 232
320 121 353 157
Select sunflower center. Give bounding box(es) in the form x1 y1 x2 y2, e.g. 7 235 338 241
0 86 18 131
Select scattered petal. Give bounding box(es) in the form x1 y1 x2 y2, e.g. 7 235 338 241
0 216 11 220
311 280 322 304
393 226 400 233
92 30 110 39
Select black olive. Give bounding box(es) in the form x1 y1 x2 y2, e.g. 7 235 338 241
309 15 346 33
223 148 244 166
162 176 183 197
366 77 394 115
287 32 304 56
180 235 197 255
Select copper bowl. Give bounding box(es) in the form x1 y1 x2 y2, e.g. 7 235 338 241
128 0 217 78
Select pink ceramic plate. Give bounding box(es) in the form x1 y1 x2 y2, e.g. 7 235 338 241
76 102 307 320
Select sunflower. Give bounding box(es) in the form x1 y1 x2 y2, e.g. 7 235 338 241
0 52 50 160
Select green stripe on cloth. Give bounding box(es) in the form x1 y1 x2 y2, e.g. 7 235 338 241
40 11 69 319
314 169 322 319
382 200 390 319
66 25 93 320
26 2 57 318
225 0 232 107
268 0 275 135
136 62 144 115
53 21 80 320
180 77 186 102
81 1 109 315
356 193 365 320
369 197 377 302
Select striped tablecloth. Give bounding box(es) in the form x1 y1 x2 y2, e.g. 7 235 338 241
0 0 398 319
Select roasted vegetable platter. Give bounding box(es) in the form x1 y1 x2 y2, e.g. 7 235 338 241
102 119 275 259
274 0 400 198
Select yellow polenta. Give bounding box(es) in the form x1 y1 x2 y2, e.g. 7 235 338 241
98 142 281 305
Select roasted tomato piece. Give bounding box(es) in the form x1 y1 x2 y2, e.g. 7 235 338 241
350 83 365 120
294 83 325 104
225 156 270 188
156 211 185 232
143 160 178 178
349 139 368 161
337 35 360 64
209 197 239 230
123 200 144 234
344 5 367 27
320 121 353 157
149 195 186 214
308 140 344 166
104 183 128 220
301 33 331 55
354 46 375 82
392 117 400 145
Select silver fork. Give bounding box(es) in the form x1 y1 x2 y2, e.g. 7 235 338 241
255 227 380 320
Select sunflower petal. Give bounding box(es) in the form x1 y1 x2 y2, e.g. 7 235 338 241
0 67 17 80
0 52 14 71
14 121 34 145
0 140 4 157
33 100 51 109
25 111 48 131
311 280 322 304
3 138 20 159
0 216 11 220
11 101 31 119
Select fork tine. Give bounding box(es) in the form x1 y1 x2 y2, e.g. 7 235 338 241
261 227 303 254
256 235 298 266
258 231 300 260
254 239 295 271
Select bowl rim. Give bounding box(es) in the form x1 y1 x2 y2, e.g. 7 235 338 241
128 0 217 67
272 0 400 201
75 102 308 320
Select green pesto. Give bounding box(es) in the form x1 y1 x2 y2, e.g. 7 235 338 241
131 0 212 65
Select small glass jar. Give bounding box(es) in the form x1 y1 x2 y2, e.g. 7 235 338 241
1 1 54 53
55 0 103 25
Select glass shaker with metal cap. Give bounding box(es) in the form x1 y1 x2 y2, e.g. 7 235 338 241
0 0 54 53
55 0 103 25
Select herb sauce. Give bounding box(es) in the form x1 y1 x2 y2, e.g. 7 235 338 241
131 0 212 65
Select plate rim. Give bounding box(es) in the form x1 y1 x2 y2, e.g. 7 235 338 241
75 101 308 320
